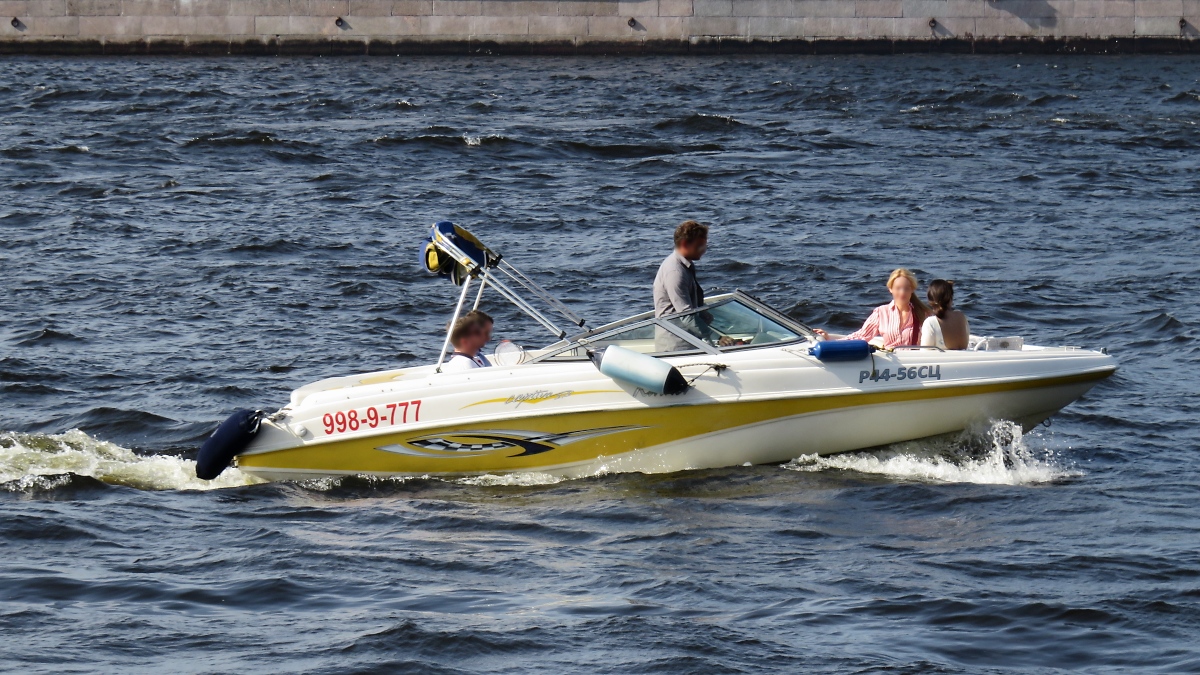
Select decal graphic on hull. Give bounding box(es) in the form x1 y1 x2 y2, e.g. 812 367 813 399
376 426 644 459
462 389 618 409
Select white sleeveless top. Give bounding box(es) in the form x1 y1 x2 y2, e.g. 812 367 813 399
920 316 946 349
921 314 969 349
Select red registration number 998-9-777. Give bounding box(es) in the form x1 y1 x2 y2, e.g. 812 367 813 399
322 400 421 436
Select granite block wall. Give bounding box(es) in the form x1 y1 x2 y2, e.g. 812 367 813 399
1 0 1197 53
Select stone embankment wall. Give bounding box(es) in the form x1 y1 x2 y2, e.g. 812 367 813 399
1 0 1198 54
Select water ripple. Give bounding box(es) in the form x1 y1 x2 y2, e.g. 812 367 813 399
0 55 1196 673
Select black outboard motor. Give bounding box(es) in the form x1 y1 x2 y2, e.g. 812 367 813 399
196 409 264 480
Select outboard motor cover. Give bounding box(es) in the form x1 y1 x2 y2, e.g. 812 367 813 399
591 345 689 395
809 339 873 362
196 409 264 480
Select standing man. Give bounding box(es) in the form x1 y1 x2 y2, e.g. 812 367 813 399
653 220 708 352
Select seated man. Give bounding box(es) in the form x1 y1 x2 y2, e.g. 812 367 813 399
464 309 494 347
442 313 492 372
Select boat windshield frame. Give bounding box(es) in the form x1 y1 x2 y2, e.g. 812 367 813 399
527 290 816 363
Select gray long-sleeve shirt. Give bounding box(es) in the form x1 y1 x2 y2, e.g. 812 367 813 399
653 251 703 317
652 251 705 352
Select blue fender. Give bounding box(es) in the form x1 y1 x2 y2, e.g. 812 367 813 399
808 339 874 362
196 409 263 480
592 345 689 395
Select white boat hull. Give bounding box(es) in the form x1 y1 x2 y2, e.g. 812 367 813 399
235 347 1113 482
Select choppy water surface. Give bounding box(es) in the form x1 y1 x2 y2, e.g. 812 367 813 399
2 56 1198 672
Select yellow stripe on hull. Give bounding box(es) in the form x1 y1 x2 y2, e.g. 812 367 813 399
236 369 1113 477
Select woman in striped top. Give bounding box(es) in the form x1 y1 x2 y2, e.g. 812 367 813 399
828 268 929 349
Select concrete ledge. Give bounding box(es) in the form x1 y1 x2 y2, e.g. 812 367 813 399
0 33 1196 52
369 35 472 51
0 35 103 51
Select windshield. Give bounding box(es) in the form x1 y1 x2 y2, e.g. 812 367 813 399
662 299 803 350
537 320 706 360
528 293 809 363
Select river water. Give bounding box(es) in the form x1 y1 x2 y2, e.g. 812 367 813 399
1 55 1198 673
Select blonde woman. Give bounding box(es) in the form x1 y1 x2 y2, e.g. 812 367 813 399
817 269 928 349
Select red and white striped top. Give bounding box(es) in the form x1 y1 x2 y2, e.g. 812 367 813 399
847 301 917 348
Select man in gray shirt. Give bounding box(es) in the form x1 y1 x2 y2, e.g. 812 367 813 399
653 220 708 352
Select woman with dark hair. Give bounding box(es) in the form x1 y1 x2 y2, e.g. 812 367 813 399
921 279 970 350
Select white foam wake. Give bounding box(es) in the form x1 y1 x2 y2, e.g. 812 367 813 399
287 471 566 491
455 472 565 487
0 429 263 492
783 421 1076 485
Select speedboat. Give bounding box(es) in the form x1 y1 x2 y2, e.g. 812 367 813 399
195 223 1117 483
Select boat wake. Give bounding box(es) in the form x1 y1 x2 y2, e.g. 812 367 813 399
292 472 567 491
0 429 262 492
456 472 565 487
783 421 1077 485
1 421 1073 493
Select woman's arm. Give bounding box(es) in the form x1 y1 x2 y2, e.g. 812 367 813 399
846 307 882 341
